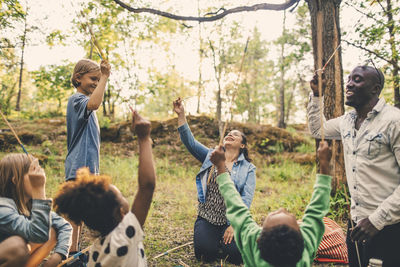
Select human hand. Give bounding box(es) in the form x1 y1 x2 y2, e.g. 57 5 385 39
100 60 111 77
130 107 151 140
350 217 379 242
223 225 234 244
310 72 326 97
28 159 46 189
317 141 331 175
42 253 62 267
210 145 226 173
173 98 184 115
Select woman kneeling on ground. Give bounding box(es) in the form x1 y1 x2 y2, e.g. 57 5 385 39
173 98 256 265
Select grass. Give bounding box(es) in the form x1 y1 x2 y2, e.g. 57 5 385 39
0 137 346 267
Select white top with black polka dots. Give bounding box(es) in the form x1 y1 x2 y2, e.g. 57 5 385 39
88 212 147 267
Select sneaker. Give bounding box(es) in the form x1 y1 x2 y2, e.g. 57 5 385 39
65 251 88 267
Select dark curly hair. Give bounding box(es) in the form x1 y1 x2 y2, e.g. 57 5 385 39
53 168 123 236
257 224 304 267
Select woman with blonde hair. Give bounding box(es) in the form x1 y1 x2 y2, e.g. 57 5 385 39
0 154 72 267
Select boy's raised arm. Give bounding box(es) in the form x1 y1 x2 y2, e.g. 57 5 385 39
87 60 111 110
130 109 156 227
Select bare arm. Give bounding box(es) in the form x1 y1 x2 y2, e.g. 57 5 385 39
130 109 156 227
87 60 111 111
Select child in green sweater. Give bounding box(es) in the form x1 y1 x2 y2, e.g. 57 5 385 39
210 141 332 267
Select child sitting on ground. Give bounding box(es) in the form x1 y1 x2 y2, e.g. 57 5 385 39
0 154 72 267
210 141 332 267
54 110 156 267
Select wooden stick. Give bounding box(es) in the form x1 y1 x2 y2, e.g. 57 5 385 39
0 109 31 161
57 246 91 267
152 241 193 260
178 259 190 267
79 11 106 60
207 37 250 184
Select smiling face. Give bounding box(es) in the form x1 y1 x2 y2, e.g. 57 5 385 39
262 208 300 232
223 130 245 151
345 66 381 108
76 70 101 96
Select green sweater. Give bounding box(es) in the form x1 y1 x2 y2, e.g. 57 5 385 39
216 172 332 267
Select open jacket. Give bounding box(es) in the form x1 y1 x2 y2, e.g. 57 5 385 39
178 122 256 208
0 197 72 258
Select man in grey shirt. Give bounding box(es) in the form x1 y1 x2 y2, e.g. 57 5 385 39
307 65 400 267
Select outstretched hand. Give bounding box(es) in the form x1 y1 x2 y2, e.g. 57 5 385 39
173 97 184 115
130 107 151 140
100 60 111 78
310 72 326 97
28 158 46 189
350 217 379 242
317 141 331 175
210 145 226 174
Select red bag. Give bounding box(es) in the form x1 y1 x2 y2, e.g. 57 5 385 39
314 217 349 264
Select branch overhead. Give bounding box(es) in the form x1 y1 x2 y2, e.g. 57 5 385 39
113 0 300 22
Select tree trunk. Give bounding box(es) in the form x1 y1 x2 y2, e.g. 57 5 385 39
15 13 28 111
209 40 223 135
385 0 400 108
197 0 202 114
278 11 286 129
307 0 345 193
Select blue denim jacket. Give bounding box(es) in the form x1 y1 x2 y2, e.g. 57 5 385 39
178 123 256 208
0 197 72 258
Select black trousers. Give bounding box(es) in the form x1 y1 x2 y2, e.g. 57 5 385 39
193 216 243 265
347 220 400 267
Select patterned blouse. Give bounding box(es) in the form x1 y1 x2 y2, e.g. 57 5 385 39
198 167 230 225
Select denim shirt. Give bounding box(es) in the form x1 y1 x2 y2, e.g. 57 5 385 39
307 95 400 230
0 197 72 258
178 123 256 208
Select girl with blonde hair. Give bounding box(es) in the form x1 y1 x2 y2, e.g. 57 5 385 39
0 154 72 267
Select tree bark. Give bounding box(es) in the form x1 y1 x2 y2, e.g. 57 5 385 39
197 0 202 114
15 12 27 111
278 11 287 129
306 0 345 193
113 0 300 22
209 40 223 136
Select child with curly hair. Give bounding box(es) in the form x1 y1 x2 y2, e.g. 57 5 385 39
210 141 333 267
54 110 156 267
0 154 72 267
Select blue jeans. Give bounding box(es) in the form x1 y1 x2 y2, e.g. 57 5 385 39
194 216 243 265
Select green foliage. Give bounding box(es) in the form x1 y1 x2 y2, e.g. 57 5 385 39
98 115 111 128
0 48 19 114
31 62 75 112
0 0 25 32
328 185 350 223
295 143 315 153
142 68 194 119
346 0 400 105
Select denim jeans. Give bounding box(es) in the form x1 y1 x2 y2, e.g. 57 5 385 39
193 216 243 265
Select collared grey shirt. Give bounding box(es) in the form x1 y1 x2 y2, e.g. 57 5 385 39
307 95 400 230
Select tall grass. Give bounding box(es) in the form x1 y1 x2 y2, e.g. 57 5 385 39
0 141 345 266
